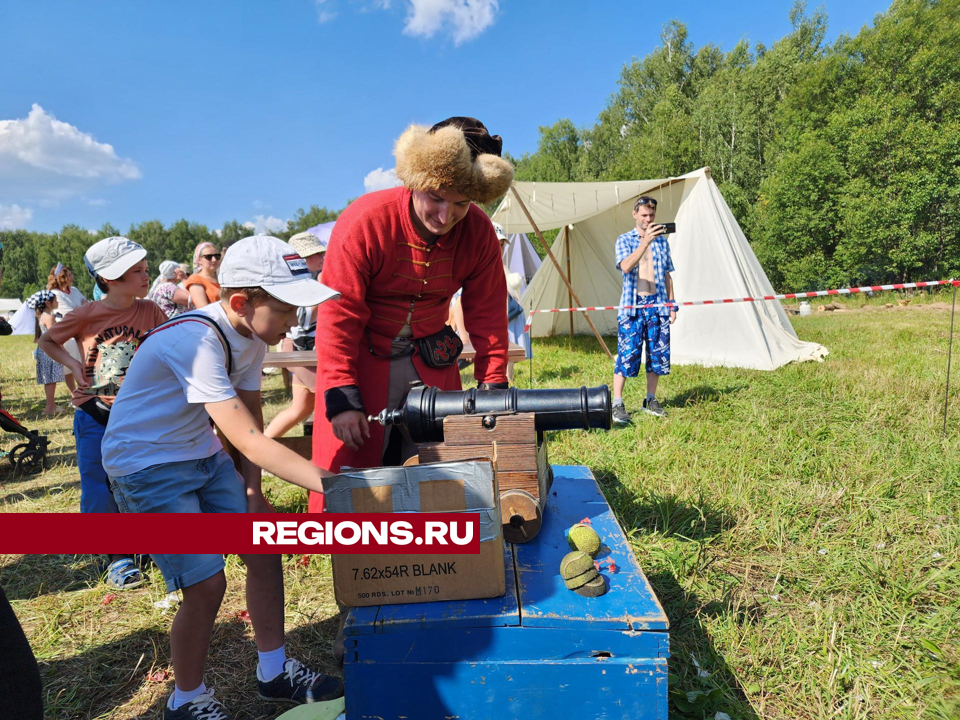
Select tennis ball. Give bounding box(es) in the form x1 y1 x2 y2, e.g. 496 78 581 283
567 523 601 557
560 551 594 579
563 566 599 590
574 575 608 598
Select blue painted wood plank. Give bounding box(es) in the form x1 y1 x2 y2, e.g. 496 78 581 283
345 533 519 635
345 625 667 663
344 627 669 720
342 604 378 637
515 465 669 631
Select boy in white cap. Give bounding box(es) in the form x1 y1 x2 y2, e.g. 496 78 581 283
100 235 342 720
39 236 168 589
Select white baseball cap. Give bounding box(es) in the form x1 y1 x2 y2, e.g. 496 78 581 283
84 236 148 280
219 235 340 307
492 222 508 242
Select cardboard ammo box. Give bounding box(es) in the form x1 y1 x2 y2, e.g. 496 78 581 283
322 460 505 607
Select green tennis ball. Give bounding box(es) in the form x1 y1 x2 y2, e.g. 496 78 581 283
574 575 608 598
563 567 599 590
567 524 601 557
560 551 594 579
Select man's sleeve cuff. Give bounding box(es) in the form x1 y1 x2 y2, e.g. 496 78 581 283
324 385 365 420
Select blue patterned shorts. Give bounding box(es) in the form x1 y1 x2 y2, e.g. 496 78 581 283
614 304 670 377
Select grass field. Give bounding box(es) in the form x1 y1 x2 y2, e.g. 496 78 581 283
1 296 958 719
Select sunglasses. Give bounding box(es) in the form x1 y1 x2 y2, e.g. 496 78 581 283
635 197 657 208
202 253 222 261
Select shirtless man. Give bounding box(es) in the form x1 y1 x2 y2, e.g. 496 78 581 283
612 196 677 423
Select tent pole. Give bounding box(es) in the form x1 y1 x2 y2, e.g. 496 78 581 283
943 279 957 439
510 186 613 360
564 226 574 339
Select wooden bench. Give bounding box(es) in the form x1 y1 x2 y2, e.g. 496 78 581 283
261 341 529 369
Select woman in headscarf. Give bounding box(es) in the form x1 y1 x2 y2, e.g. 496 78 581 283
147 260 190 318
183 241 222 308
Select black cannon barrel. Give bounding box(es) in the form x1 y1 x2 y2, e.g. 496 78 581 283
379 385 611 443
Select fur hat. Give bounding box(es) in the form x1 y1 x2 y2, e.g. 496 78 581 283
394 117 514 203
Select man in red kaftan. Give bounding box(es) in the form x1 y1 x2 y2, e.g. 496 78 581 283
309 117 515 512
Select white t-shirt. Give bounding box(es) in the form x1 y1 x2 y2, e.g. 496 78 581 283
101 302 267 477
52 287 87 314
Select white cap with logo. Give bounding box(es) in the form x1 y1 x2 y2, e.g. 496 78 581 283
84 236 148 280
219 235 340 307
492 222 508 242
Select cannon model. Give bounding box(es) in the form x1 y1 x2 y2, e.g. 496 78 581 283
369 385 611 542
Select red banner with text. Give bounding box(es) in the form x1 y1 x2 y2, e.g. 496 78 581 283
0 513 481 554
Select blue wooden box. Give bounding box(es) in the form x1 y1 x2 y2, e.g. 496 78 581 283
343 465 670 719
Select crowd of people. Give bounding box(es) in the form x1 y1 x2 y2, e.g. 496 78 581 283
2 115 679 720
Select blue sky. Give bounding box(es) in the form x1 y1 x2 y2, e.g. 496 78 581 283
0 0 890 235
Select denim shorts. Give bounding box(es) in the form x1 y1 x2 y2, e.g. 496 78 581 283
109 449 246 591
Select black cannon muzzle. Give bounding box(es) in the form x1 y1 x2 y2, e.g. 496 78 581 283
374 385 611 443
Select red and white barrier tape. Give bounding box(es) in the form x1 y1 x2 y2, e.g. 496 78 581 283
523 279 958 332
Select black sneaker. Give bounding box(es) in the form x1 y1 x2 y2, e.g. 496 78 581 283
164 690 232 720
612 403 632 425
257 658 344 704
643 397 666 417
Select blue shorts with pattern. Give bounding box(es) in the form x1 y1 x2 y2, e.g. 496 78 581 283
614 304 671 378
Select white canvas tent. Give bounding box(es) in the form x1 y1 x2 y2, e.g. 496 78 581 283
502 233 541 283
491 168 827 371
306 221 336 249
7 301 34 335
0 299 22 317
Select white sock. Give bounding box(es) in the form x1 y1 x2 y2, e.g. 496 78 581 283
171 682 207 710
258 645 287 681
646 393 655 401
613 396 623 406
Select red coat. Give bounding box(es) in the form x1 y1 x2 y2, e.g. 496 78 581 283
310 187 509 511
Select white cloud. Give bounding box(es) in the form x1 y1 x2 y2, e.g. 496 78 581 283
363 166 403 193
316 0 496 43
314 0 337 22
0 204 33 229
244 215 289 234
0 104 141 203
403 0 498 44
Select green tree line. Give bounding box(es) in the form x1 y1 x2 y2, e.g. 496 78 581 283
3 1 956 298
509 0 960 291
0 206 338 301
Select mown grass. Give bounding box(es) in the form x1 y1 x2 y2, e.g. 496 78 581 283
1 297 958 719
